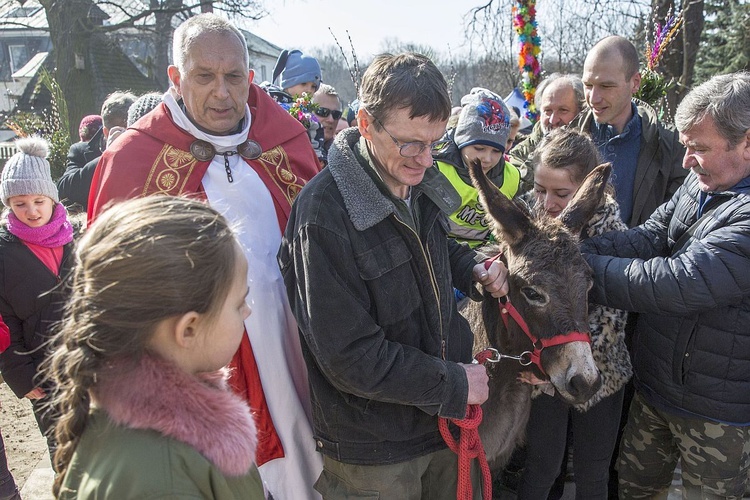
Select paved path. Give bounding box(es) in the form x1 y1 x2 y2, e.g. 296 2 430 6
19 453 54 500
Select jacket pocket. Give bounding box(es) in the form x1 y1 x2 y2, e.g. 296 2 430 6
314 467 379 498
355 236 412 280
354 237 420 325
673 315 698 384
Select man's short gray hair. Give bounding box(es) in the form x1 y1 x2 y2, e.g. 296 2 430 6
675 71 750 147
172 14 248 73
314 84 341 105
534 73 585 113
101 91 138 129
315 84 338 98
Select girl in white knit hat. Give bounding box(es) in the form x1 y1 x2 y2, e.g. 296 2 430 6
0 136 75 467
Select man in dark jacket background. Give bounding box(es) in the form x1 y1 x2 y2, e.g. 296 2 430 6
580 35 687 228
64 118 104 180
581 71 750 499
279 52 509 499
56 91 136 212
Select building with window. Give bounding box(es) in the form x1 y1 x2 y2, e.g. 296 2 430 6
0 1 282 161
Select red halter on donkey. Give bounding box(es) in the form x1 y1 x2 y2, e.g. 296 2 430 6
443 161 611 497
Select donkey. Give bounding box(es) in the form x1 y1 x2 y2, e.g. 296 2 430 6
461 160 613 471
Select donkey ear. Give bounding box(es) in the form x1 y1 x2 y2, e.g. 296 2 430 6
468 160 534 248
559 163 612 234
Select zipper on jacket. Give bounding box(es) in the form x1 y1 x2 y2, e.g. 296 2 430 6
392 215 445 359
424 237 446 359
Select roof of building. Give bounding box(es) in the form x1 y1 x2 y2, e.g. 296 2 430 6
11 51 48 79
89 33 160 102
242 29 283 59
0 2 47 30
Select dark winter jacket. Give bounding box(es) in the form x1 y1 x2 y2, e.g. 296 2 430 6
0 227 74 398
509 100 687 227
56 156 100 212
581 173 750 424
279 128 482 464
58 129 104 211
65 129 104 171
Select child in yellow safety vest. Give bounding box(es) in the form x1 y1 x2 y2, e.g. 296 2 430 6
433 87 521 249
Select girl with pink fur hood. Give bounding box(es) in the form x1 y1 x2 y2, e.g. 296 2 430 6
46 196 263 499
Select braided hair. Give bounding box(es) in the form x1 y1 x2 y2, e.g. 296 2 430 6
45 195 238 496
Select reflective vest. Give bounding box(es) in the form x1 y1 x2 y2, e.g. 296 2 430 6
435 160 520 248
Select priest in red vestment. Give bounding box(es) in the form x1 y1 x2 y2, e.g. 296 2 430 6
87 14 323 499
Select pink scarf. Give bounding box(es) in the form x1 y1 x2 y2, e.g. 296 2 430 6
6 203 73 248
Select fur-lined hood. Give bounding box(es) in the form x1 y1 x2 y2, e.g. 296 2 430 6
92 353 257 476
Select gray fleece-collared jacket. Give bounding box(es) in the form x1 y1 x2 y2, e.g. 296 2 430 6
279 127 482 465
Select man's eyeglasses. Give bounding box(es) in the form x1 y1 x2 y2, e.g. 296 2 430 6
371 115 448 158
314 107 343 121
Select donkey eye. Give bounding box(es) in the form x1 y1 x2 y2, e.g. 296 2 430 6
521 287 547 304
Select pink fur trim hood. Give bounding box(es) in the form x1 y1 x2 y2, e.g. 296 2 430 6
92 353 257 476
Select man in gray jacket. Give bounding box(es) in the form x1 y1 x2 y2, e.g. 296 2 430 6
279 52 509 499
581 71 750 499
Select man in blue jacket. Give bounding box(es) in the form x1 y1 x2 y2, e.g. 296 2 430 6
581 71 750 499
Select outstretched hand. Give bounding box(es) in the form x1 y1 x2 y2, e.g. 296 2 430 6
473 259 509 298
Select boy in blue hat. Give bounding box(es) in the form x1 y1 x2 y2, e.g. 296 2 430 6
260 49 325 163
275 49 322 97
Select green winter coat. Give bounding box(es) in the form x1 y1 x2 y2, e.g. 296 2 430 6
59 410 264 499
58 353 264 500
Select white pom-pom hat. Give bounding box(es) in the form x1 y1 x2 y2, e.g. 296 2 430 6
0 136 58 207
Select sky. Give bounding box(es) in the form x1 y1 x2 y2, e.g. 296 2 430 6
247 0 488 60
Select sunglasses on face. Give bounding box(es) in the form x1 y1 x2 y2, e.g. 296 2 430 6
314 107 343 120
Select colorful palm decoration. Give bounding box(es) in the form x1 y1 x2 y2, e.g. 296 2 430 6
512 0 542 124
280 92 320 130
636 11 683 111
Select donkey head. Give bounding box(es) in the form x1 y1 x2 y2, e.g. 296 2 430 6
469 161 612 404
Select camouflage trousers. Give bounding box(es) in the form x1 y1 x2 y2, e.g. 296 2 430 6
618 391 750 499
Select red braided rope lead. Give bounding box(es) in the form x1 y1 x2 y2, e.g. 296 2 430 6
438 350 494 499
439 406 492 500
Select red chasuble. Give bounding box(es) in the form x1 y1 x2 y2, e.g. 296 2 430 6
88 83 321 466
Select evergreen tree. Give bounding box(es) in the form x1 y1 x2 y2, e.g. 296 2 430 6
694 0 750 84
